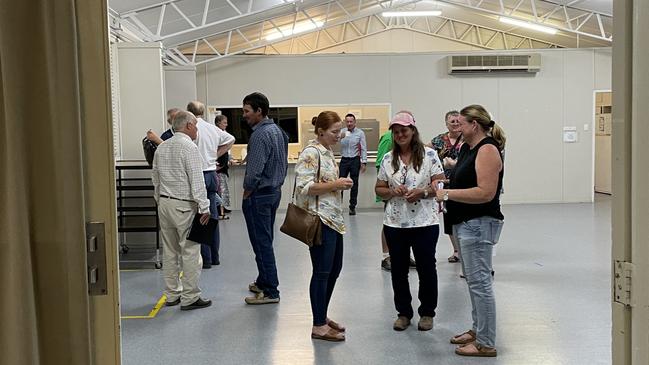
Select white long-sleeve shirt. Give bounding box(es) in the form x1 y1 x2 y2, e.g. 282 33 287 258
339 127 367 163
152 132 210 214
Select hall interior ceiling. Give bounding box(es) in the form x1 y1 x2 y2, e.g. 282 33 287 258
108 0 612 65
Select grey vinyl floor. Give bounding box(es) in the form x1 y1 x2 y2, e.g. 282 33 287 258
120 194 612 365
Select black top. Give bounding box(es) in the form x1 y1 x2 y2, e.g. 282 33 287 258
446 137 504 225
161 129 173 141
217 152 229 177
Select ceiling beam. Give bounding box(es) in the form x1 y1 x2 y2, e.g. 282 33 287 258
436 0 612 42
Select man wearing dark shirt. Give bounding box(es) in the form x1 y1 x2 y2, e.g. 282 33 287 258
241 92 288 305
147 108 180 145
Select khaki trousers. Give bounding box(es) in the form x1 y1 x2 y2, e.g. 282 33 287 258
158 198 203 305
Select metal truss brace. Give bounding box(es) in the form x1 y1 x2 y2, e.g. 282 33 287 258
436 0 612 42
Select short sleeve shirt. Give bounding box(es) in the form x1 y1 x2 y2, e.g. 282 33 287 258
378 147 444 228
294 142 345 234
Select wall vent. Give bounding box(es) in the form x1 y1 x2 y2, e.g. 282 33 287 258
448 54 541 74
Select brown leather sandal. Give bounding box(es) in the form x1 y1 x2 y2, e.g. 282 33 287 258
450 330 476 344
326 319 346 332
455 343 497 357
311 328 345 342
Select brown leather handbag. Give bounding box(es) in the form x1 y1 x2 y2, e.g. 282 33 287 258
280 147 322 247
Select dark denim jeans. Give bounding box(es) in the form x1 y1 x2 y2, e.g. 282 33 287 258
339 156 360 209
384 224 440 319
309 223 343 326
242 188 282 298
200 171 221 265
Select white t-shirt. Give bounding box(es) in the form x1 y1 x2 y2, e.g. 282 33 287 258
378 147 444 228
195 117 235 171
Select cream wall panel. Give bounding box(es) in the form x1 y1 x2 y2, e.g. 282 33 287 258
498 53 565 203
594 49 613 91
196 63 208 103
563 50 595 202
198 49 611 204
319 29 483 54
116 43 165 160
203 55 391 106
164 66 197 111
388 54 463 143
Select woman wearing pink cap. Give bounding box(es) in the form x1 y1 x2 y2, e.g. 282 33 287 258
375 111 445 332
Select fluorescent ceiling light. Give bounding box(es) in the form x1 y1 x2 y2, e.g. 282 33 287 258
499 16 557 34
265 20 324 41
382 10 442 17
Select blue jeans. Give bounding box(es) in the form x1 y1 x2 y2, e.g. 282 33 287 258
384 224 440 319
309 223 343 326
454 216 504 348
242 188 282 298
200 171 221 265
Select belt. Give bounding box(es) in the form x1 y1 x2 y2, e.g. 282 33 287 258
159 194 193 203
254 186 280 195
341 156 360 159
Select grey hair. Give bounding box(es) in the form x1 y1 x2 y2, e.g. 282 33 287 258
172 110 196 131
445 110 460 121
187 101 205 117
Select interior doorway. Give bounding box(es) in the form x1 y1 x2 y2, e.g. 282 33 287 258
594 90 612 194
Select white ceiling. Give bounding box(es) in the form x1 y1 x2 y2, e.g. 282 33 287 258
108 0 613 65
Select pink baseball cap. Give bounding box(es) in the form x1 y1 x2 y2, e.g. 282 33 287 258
389 112 416 128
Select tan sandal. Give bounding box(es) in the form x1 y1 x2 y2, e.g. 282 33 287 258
455 342 497 357
311 328 345 342
450 329 476 344
326 319 346 332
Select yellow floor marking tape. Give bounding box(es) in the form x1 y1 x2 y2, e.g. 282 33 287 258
120 272 183 319
121 294 167 320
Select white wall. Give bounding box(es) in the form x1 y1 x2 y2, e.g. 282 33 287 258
196 48 612 204
164 66 197 111
115 43 165 160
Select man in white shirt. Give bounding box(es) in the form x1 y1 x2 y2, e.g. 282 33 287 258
187 101 235 268
152 111 212 311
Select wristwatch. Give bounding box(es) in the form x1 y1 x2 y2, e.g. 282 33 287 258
423 188 429 199
443 191 449 201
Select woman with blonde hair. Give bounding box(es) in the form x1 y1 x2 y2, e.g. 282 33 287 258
375 111 446 332
435 104 505 357
294 111 353 341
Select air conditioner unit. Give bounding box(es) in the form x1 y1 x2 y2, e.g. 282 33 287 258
448 54 541 74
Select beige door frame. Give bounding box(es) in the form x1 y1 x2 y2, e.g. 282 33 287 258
612 0 649 364
78 1 122 364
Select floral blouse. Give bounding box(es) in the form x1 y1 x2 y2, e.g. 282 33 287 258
431 132 463 177
294 142 345 234
378 147 444 228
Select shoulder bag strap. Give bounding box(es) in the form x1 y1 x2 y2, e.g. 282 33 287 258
292 146 322 214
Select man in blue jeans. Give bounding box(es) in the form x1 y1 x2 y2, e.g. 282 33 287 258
241 92 289 305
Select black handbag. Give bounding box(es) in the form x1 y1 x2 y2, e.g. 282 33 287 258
280 147 322 247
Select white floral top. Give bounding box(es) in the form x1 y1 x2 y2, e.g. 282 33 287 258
378 147 444 228
294 142 346 234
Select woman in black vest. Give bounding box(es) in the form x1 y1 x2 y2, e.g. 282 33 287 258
435 104 506 358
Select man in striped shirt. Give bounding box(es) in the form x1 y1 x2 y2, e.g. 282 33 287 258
152 111 212 311
241 92 289 305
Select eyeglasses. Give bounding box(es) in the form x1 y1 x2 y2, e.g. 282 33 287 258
399 165 408 185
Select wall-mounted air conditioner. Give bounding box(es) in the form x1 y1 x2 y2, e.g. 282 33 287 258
448 54 541 74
